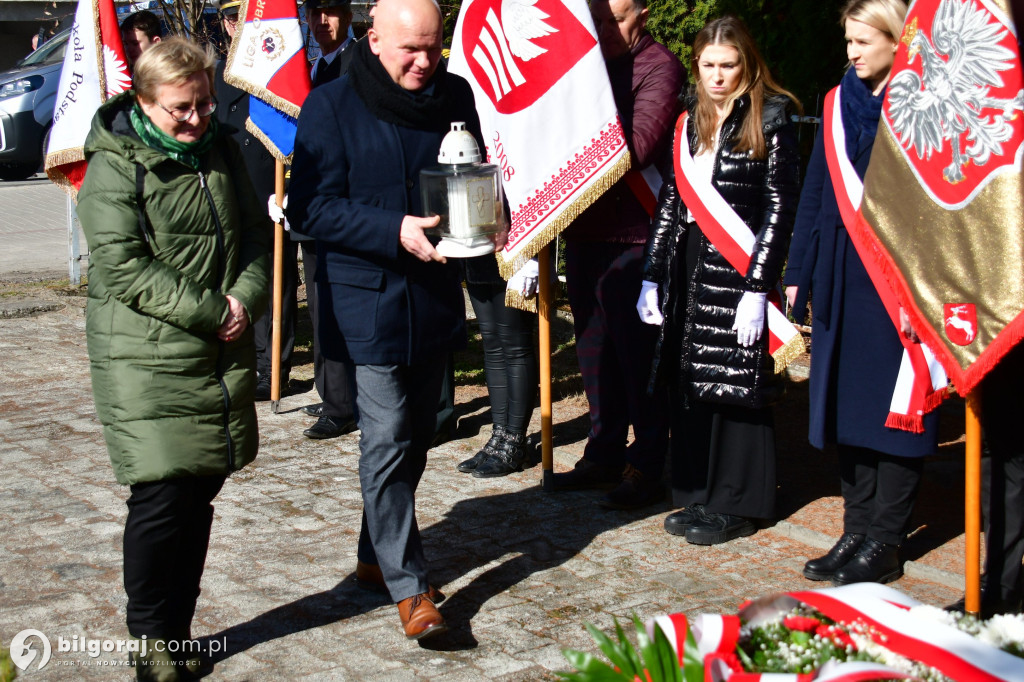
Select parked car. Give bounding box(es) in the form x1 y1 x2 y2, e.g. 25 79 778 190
0 28 70 181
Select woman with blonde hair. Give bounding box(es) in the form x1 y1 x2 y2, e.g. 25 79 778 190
77 36 269 679
637 15 801 545
784 0 939 585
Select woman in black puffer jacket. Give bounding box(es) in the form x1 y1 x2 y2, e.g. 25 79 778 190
637 16 802 546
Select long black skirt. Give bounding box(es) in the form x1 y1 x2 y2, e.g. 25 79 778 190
670 396 776 520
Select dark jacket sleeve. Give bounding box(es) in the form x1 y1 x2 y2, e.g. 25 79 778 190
630 44 686 168
784 123 827 288
287 85 403 263
744 121 801 292
642 148 686 284
222 138 272 321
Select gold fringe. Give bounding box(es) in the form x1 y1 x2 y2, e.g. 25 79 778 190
45 148 87 201
504 288 537 313
772 332 806 374
496 153 632 280
223 0 304 120
245 118 293 164
92 0 107 101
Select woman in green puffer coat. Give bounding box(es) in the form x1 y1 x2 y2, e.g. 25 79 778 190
76 37 269 680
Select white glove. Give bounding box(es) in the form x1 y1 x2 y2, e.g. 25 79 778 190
507 258 539 297
267 194 290 232
733 291 767 347
636 280 663 325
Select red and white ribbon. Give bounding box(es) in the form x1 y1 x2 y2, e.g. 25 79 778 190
624 164 664 217
673 114 804 371
822 86 947 431
794 583 1024 682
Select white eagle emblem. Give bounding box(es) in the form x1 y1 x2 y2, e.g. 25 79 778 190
887 0 1024 185
500 0 556 61
103 45 132 97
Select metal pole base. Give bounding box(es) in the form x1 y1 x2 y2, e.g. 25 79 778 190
271 400 280 415
541 468 554 492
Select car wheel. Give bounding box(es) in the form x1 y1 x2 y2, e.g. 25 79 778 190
40 126 52 173
0 163 36 181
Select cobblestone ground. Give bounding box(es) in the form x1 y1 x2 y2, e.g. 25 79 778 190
0 288 971 681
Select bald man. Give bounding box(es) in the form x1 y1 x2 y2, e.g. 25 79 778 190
289 0 493 641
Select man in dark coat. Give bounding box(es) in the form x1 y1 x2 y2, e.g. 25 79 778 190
289 0 490 640
214 0 301 404
290 0 359 438
555 0 683 509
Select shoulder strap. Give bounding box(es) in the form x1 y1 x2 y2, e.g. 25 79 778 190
134 163 153 251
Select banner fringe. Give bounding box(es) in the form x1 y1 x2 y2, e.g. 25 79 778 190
504 288 537 313
245 118 294 164
223 0 304 119
885 412 925 433
773 332 806 374
496 152 632 281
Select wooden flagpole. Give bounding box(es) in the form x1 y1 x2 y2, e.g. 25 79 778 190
964 391 983 616
538 244 554 491
270 159 286 414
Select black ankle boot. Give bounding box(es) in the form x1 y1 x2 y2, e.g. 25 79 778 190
457 424 507 473
472 429 526 478
803 532 865 581
832 537 902 585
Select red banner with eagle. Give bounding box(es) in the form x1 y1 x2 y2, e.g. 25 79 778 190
850 0 1024 397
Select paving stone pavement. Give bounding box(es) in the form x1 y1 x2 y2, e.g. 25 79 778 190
0 177 974 681
0 293 972 681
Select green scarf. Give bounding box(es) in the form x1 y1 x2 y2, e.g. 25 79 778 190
130 102 217 170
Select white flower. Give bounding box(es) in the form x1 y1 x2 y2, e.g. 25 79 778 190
978 614 1024 649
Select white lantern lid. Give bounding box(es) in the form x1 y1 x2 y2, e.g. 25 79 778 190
438 122 482 164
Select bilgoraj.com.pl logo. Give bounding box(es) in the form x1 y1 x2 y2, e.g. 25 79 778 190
7 629 224 672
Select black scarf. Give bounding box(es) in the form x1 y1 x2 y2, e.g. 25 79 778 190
348 38 453 132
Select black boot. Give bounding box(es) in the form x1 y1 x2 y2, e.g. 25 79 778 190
832 537 902 585
803 532 865 581
664 505 707 536
457 424 507 473
472 429 526 478
684 512 756 545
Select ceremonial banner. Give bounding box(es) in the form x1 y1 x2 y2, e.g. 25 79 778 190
851 0 1024 396
45 0 131 196
224 0 312 162
448 0 631 288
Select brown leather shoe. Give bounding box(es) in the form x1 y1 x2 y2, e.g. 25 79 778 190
397 593 447 640
355 560 446 603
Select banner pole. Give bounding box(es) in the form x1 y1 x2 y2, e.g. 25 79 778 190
538 244 554 491
965 390 983 616
270 159 286 414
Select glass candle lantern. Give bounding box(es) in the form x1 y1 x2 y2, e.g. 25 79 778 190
420 122 504 258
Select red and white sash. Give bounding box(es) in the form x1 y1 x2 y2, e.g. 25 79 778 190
823 86 947 432
624 164 664 217
673 114 804 372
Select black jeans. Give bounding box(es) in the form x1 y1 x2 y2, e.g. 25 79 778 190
839 445 923 546
466 281 537 434
123 475 226 639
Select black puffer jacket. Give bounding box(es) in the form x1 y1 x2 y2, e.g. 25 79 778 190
642 94 800 408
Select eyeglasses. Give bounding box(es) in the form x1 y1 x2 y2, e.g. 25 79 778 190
158 97 218 123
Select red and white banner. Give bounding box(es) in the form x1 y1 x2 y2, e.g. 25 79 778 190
45 0 131 197
851 0 1024 396
673 114 805 372
448 0 630 289
823 85 948 432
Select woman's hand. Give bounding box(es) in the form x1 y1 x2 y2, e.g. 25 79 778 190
636 280 664 325
217 295 249 342
899 307 920 343
733 291 767 347
785 285 798 310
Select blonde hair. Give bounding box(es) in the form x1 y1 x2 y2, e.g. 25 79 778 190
132 36 216 102
840 0 907 43
691 16 801 159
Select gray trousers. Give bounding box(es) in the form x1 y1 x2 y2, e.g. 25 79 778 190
351 354 446 602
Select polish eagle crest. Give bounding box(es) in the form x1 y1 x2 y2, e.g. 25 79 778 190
886 0 1024 188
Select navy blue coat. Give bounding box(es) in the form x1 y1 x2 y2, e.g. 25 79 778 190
288 73 478 365
784 69 938 456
